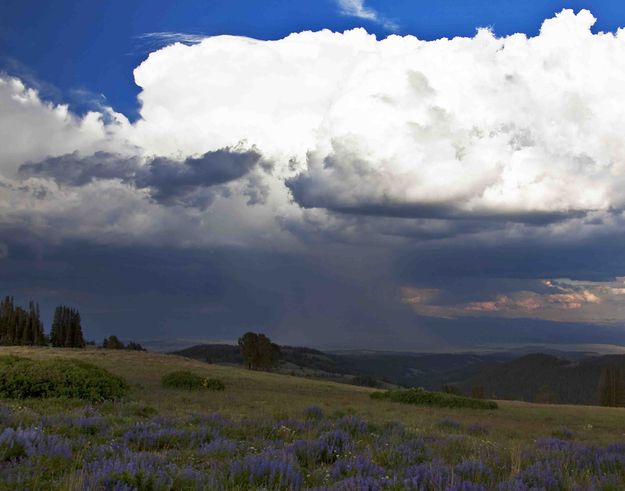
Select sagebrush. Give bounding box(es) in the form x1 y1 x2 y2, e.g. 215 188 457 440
161 370 225 391
0 355 128 401
370 387 498 410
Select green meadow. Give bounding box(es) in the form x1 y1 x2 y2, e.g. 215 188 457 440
2 346 625 490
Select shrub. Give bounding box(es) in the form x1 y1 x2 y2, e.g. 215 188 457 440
161 371 225 391
370 388 498 410
0 356 128 401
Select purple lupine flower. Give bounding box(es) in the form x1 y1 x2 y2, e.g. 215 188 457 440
404 462 451 489
123 423 209 450
330 454 385 480
83 449 175 490
467 423 489 435
288 438 326 467
384 437 433 468
303 406 325 420
0 426 72 460
515 461 562 490
447 481 487 491
229 451 303 490
536 437 583 453
332 475 385 490
336 415 368 435
454 460 493 484
199 436 238 455
191 412 233 429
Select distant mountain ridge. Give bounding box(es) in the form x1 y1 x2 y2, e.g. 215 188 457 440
172 343 625 406
460 353 625 405
172 343 390 388
171 343 511 390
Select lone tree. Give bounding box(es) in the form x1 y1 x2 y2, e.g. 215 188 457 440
599 366 625 407
103 335 125 350
50 305 85 348
238 332 280 370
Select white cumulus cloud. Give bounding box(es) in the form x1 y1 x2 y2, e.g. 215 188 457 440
131 9 625 222
0 77 132 177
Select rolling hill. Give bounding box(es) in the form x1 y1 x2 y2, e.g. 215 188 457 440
173 344 625 406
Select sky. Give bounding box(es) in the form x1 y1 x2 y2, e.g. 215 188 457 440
3 1 625 349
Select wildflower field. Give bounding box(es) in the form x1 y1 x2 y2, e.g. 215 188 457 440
1 347 625 490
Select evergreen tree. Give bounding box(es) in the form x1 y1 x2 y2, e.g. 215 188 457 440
50 305 85 348
14 306 27 345
50 306 65 347
0 296 15 345
599 366 625 407
125 341 145 351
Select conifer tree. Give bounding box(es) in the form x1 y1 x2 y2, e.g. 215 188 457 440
599 366 625 407
50 305 85 348
0 296 15 345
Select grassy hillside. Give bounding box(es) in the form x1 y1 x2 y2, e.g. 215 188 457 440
461 353 625 405
4 347 625 489
1 346 624 446
172 343 510 389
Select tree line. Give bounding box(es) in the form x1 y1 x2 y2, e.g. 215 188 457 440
0 296 84 347
0 295 144 351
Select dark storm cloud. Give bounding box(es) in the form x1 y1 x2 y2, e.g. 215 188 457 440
0 240 440 349
137 150 263 203
19 151 138 186
287 171 586 224
18 147 263 207
4 238 624 350
394 237 625 285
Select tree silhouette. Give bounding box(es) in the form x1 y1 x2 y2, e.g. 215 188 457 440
238 332 280 370
599 366 625 407
50 305 85 348
103 335 125 349
0 296 45 346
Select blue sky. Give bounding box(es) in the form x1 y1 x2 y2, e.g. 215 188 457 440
2 0 624 118
3 1 625 349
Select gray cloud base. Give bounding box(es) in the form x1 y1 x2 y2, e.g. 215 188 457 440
18 148 263 208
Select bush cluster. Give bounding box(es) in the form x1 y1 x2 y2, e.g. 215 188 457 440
370 387 498 410
161 370 225 391
0 355 128 401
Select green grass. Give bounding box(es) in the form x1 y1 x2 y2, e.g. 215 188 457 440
1 346 624 446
